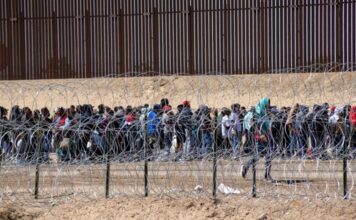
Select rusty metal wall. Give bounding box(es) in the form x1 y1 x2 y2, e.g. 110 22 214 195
0 0 355 80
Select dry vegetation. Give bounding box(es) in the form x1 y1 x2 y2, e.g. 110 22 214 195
0 72 355 112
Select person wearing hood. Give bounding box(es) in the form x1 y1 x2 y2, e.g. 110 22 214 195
242 98 274 180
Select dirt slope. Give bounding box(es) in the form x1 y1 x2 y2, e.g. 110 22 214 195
0 72 355 111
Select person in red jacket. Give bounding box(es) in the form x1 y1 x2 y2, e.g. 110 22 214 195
350 106 356 158
350 106 356 127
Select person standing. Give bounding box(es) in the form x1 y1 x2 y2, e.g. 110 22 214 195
241 98 274 180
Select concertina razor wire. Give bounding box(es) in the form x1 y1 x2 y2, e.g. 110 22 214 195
0 64 355 206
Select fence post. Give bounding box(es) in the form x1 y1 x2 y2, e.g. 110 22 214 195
144 126 148 197
152 6 159 73
212 129 217 198
223 2 230 74
336 0 343 70
118 8 125 74
85 10 92 78
6 0 13 79
188 4 194 75
212 114 219 198
19 11 26 79
52 10 58 79
34 159 40 199
105 155 110 199
343 142 348 199
252 156 256 198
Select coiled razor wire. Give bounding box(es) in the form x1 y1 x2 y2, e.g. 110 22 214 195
0 64 355 209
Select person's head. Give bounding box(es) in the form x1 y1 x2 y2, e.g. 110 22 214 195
69 105 76 114
105 106 112 114
313 104 321 112
182 100 190 108
115 106 124 116
126 105 133 114
33 109 40 120
231 103 240 113
160 98 169 108
82 104 93 117
23 107 32 119
256 97 270 116
108 109 114 116
240 106 247 115
41 107 50 118
329 106 336 115
0 106 8 118
98 104 105 115
299 105 309 115
76 105 82 114
177 104 183 113
221 107 231 116
57 107 65 116
10 105 21 121
202 106 211 116
269 107 279 117
323 102 330 110
153 104 161 113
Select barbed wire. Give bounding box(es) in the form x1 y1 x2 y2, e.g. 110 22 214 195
0 64 355 211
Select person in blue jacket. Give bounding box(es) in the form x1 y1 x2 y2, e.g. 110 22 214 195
147 104 161 159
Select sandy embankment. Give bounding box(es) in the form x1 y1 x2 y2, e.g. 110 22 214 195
1 197 356 220
0 72 355 111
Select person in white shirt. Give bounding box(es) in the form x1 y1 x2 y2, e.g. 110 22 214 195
221 108 231 151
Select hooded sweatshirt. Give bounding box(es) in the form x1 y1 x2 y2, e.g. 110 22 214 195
255 98 270 134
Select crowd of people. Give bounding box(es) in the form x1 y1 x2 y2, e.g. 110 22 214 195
0 98 356 179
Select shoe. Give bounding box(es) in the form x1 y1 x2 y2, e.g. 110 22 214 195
241 165 247 178
264 173 273 181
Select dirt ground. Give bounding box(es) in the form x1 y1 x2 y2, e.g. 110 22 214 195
1 195 356 220
0 159 355 220
0 72 355 111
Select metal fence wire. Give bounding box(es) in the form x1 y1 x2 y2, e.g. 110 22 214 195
0 0 356 80
0 69 356 202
